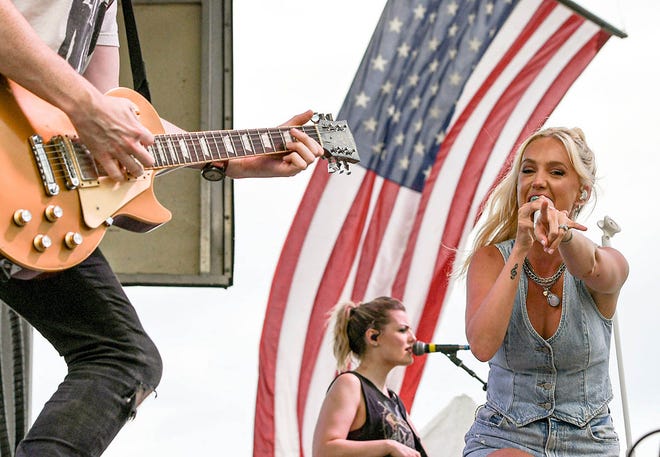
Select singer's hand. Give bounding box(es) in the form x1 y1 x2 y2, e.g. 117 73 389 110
529 196 586 253
516 196 545 250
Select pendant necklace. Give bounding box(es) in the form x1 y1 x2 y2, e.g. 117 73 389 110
522 258 566 307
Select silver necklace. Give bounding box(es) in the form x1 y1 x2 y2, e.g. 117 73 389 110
523 258 566 307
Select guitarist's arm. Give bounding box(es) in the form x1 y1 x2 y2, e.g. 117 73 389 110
86 40 323 178
0 0 153 181
159 107 324 179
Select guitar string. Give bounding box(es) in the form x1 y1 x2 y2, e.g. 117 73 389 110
36 126 320 153
34 126 324 182
37 127 320 160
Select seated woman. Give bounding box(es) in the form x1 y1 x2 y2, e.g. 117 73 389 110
312 296 427 457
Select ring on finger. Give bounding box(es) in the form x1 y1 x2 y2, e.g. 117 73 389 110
558 224 569 231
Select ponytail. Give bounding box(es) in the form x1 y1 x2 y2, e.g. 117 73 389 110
330 297 405 371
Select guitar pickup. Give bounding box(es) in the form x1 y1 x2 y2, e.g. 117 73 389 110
29 135 60 196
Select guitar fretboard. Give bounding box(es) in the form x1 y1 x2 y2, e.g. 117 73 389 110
149 125 321 169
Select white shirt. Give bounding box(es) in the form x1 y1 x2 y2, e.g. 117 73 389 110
13 0 118 73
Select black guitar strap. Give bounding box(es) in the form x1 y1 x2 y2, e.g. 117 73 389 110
119 0 151 101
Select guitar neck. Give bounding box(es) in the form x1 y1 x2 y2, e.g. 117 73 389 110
149 125 321 170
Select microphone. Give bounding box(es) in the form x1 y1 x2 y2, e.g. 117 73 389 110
412 341 470 356
531 196 541 226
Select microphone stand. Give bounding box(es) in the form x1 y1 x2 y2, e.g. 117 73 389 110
598 216 633 455
442 350 487 391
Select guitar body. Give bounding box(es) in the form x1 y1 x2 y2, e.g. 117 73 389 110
0 79 171 274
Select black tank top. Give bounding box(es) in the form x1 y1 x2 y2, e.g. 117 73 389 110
340 371 427 456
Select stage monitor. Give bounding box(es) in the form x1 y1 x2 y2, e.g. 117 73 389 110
101 0 234 287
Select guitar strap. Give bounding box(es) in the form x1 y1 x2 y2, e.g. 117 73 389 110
119 0 151 102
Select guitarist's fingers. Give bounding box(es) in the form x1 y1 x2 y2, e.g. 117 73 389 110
278 109 314 127
289 127 324 161
282 152 309 173
127 138 155 168
95 153 125 181
120 152 146 178
121 102 155 167
95 139 152 180
281 135 322 175
75 96 155 181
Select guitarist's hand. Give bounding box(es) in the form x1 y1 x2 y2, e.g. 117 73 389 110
69 92 155 181
225 110 324 178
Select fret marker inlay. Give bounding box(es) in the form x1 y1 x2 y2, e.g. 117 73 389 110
178 139 190 160
261 133 273 150
199 136 211 158
241 133 253 152
222 135 235 155
166 138 176 162
156 140 166 164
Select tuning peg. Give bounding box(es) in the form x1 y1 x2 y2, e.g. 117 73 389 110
314 113 336 123
328 157 339 173
336 161 347 175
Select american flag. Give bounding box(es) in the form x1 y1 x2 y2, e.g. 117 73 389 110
254 1 614 455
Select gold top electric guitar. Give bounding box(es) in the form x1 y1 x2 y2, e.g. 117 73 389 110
0 77 359 276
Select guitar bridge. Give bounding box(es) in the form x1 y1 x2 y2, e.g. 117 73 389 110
29 135 60 196
50 135 102 188
49 135 81 190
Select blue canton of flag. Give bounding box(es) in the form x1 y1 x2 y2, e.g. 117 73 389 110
339 0 517 191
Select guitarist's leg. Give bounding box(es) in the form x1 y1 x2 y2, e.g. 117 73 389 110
0 249 162 457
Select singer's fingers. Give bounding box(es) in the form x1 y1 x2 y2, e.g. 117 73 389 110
534 225 548 248
529 198 552 229
532 205 549 247
570 221 588 232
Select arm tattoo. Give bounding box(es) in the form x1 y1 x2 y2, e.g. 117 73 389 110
510 263 518 280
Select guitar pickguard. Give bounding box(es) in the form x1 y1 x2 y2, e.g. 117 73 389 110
78 172 154 229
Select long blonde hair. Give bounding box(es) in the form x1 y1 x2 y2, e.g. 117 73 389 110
462 127 597 270
331 296 405 372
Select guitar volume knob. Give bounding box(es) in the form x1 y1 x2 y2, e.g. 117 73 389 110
64 232 83 249
13 209 33 226
33 234 52 252
44 205 63 222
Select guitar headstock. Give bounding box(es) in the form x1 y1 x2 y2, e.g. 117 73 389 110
313 113 360 174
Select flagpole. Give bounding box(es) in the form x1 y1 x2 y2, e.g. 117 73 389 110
556 0 627 38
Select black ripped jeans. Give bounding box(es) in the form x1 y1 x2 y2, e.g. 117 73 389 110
0 249 162 457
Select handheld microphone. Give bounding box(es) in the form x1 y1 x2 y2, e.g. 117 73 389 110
412 341 470 356
531 196 541 226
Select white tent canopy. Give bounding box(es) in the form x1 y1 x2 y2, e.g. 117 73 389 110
420 394 477 457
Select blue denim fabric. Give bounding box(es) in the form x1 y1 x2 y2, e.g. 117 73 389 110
0 249 162 456
463 403 619 456
486 240 613 428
